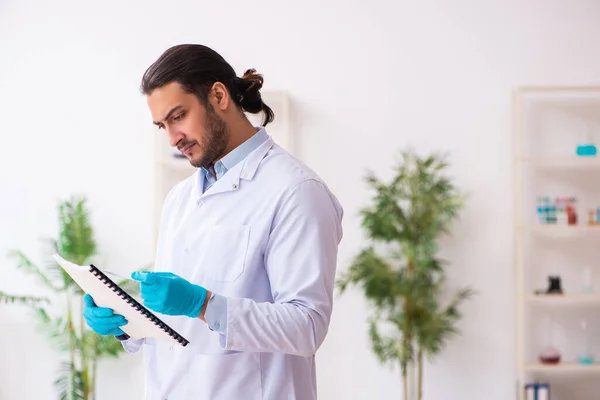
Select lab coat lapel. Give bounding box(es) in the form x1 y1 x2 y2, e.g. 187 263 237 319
199 136 274 198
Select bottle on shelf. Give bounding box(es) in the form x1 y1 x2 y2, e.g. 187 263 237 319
536 196 554 224
577 318 594 365
590 206 600 226
538 314 561 365
556 197 567 225
536 196 545 224
576 122 597 157
533 275 564 296
535 196 578 225
547 276 563 294
566 197 578 225
581 267 594 294
588 210 596 226
524 382 551 400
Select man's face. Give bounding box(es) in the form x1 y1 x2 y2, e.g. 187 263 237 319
148 81 228 169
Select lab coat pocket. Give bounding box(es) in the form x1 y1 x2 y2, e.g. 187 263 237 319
185 352 262 399
199 225 250 283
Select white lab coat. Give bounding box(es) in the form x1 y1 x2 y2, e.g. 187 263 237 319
123 134 344 400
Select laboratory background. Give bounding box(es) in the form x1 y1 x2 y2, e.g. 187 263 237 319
1 1 600 399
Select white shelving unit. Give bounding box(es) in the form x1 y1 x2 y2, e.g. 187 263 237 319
514 87 600 399
152 90 291 246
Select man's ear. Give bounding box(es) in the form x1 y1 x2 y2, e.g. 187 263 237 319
210 82 230 111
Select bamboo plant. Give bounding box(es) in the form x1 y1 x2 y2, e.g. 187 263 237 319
0 196 143 400
337 149 474 400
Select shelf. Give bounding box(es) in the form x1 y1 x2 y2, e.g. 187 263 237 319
525 294 600 305
525 363 600 373
527 224 600 237
518 156 600 168
514 87 600 398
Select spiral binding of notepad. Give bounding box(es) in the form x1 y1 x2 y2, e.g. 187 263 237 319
89 264 189 347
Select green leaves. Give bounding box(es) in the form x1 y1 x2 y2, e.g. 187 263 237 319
361 149 464 248
34 307 73 352
336 148 473 396
7 250 60 291
1 195 140 399
93 332 127 358
57 196 97 265
0 292 49 307
337 247 399 308
416 287 475 361
54 362 86 400
368 314 402 367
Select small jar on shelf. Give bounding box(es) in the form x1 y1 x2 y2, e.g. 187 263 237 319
538 314 561 365
536 196 578 225
577 318 594 365
581 267 594 294
586 206 600 226
576 123 597 157
566 197 578 225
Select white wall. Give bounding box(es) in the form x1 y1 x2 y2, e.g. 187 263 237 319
1 0 600 399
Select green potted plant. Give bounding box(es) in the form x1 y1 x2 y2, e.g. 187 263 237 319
337 149 474 400
0 196 144 400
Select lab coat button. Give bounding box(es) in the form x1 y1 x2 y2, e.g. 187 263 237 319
232 183 238 189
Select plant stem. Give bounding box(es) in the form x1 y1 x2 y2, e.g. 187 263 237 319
402 362 408 400
418 347 423 400
402 259 415 400
91 332 98 400
80 294 90 400
92 357 97 400
67 292 75 400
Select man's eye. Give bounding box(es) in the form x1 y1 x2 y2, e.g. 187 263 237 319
173 113 185 121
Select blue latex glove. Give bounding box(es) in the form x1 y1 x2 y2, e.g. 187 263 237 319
82 294 128 336
131 271 208 318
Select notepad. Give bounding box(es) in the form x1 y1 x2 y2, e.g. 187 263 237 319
53 253 189 347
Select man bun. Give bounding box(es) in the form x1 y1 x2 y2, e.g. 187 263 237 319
235 69 274 126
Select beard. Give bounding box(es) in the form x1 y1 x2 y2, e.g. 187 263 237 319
188 103 229 169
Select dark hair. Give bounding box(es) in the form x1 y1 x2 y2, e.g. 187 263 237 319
140 44 274 126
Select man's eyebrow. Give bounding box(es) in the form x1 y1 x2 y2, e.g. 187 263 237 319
153 105 183 126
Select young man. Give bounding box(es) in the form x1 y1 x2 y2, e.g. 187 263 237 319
82 44 344 399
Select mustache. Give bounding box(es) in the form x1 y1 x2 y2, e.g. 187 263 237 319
177 140 197 151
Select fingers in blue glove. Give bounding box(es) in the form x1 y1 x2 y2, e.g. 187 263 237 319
132 272 177 299
94 324 126 336
83 293 95 307
130 271 207 318
82 293 128 336
83 294 118 317
131 271 157 284
107 327 125 336
83 309 128 326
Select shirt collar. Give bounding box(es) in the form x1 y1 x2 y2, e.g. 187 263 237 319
219 127 269 172
191 131 274 200
199 127 269 183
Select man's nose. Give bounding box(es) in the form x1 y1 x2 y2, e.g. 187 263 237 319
167 129 184 148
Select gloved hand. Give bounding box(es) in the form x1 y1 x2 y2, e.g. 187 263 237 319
82 294 128 336
131 271 208 318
